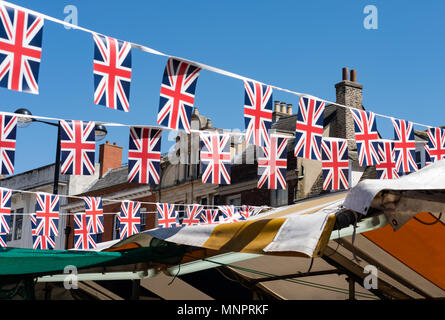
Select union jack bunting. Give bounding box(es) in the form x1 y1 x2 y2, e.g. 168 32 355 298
33 193 59 237
93 33 132 112
74 213 97 250
119 201 141 240
425 127 445 163
157 58 201 133
200 132 231 184
128 127 162 184
376 140 398 180
60 120 96 175
32 234 55 250
182 205 203 226
84 196 104 234
350 109 380 166
0 4 44 94
199 209 219 225
156 203 178 228
321 138 349 191
218 205 245 223
243 80 273 147
0 114 17 175
257 135 288 190
392 119 417 173
31 215 55 249
0 188 11 235
294 97 325 160
238 205 256 219
0 232 6 248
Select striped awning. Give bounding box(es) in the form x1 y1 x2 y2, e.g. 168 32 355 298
146 192 347 258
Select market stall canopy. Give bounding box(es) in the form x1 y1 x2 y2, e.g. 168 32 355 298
343 160 445 230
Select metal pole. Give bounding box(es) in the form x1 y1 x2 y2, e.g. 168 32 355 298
53 122 61 195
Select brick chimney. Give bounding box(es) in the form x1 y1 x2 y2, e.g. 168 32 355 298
99 141 123 177
330 67 364 143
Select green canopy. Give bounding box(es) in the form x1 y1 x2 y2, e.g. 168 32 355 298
0 239 185 277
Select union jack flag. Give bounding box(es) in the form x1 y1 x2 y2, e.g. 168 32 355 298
199 209 219 225
0 187 10 247
32 193 59 237
350 109 380 166
93 33 132 112
257 135 288 190
74 213 97 250
425 127 445 163
182 205 203 226
0 113 17 175
128 127 162 184
321 138 349 191
60 120 96 175
0 187 11 235
0 232 6 248
238 205 257 220
156 203 178 228
218 205 245 223
392 119 417 173
0 4 43 94
200 132 231 184
243 80 273 147
32 235 55 250
157 58 201 133
84 196 104 234
376 140 398 180
31 216 55 250
119 201 141 240
294 97 325 160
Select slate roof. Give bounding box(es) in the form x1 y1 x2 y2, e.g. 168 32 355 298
87 166 129 192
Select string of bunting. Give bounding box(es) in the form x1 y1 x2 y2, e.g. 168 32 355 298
0 186 264 250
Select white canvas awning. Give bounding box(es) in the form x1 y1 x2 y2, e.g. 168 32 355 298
344 160 445 230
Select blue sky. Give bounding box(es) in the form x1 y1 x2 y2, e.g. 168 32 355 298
2 0 445 174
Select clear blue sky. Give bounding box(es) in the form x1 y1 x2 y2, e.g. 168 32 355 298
2 0 445 174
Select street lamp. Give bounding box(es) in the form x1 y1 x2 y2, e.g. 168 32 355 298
14 108 108 194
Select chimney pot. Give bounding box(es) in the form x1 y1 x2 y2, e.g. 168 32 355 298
274 101 281 112
280 102 287 113
342 67 349 81
287 104 293 115
350 69 357 82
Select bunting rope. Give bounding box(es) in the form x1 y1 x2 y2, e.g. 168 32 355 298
0 0 433 131
0 110 294 140
2 187 269 211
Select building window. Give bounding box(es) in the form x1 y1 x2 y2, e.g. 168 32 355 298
175 203 185 225
226 195 241 206
13 208 23 241
271 190 288 207
6 209 14 242
113 215 120 240
7 208 24 241
140 207 146 231
200 197 208 206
